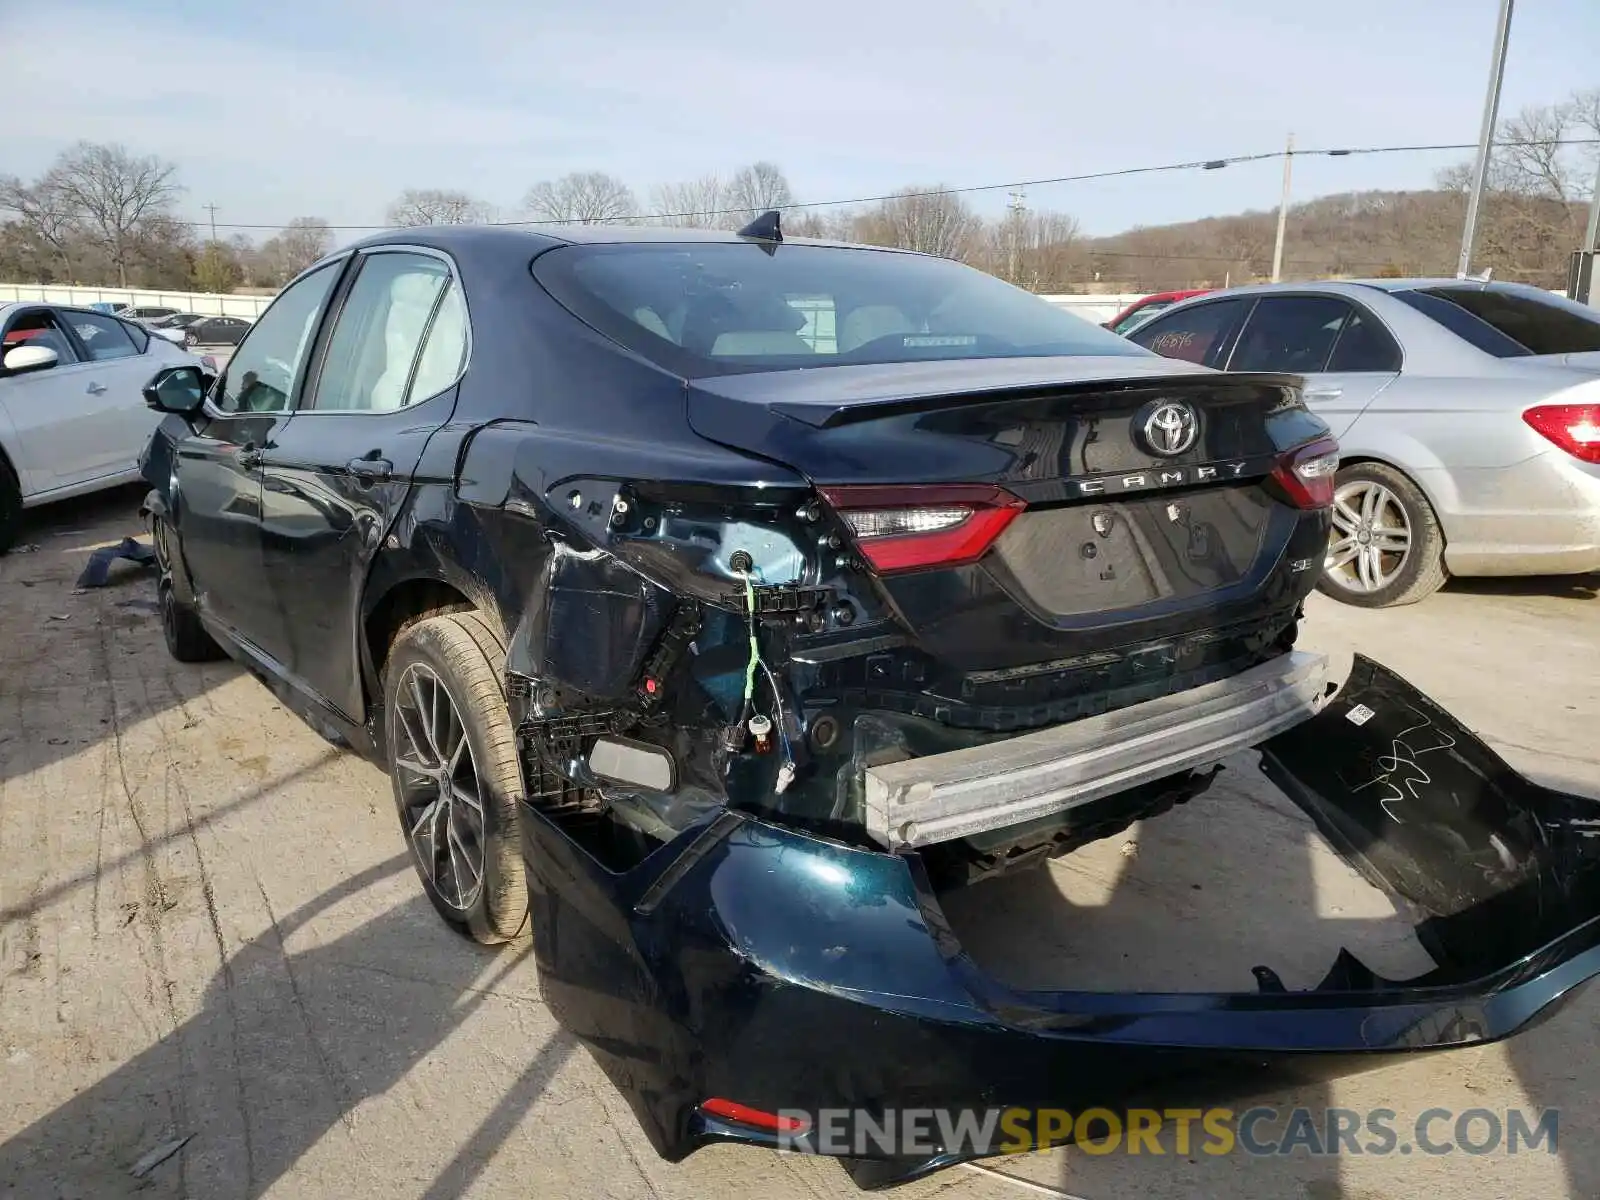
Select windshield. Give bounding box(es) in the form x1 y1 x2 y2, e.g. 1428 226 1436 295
531 242 1148 376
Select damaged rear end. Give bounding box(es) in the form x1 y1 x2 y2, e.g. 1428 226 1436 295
472 238 1600 1186
502 358 1338 878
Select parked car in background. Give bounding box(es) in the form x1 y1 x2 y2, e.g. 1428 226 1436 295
181 314 251 348
148 313 208 345
0 303 206 551
1103 288 1211 336
1128 279 1600 607
123 305 182 324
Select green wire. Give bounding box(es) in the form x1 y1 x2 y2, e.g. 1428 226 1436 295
742 571 758 704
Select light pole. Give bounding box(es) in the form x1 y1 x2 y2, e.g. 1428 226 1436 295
1270 132 1294 283
1458 0 1515 278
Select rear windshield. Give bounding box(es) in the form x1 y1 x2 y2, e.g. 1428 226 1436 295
1394 286 1600 357
531 242 1148 376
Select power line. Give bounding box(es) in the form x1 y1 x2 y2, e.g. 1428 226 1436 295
23 136 1599 235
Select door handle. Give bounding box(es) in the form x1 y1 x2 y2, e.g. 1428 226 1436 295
235 445 264 469
1304 386 1343 401
86 382 107 395
346 456 393 483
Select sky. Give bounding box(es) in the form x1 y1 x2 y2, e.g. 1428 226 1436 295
1 0 1596 242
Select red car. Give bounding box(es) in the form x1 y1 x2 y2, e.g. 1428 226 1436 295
1103 288 1211 336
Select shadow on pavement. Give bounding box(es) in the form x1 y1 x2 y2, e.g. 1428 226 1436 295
1442 573 1599 601
0 857 575 1199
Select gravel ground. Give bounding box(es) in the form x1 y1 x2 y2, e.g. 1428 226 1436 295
1 485 1595 1200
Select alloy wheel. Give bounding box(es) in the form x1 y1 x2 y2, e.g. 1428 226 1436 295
391 662 486 912
1324 480 1412 594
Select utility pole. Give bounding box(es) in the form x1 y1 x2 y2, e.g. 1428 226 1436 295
1006 190 1027 284
1458 0 1515 279
1270 133 1293 283
204 202 220 244
1581 155 1600 306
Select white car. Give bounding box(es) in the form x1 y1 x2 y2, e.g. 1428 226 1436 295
0 302 208 551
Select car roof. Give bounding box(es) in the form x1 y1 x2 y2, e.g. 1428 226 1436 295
1169 277 1560 301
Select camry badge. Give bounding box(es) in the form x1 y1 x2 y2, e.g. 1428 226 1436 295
1137 400 1200 457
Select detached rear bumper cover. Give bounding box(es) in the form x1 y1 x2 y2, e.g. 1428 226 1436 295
864 650 1328 850
520 655 1600 1189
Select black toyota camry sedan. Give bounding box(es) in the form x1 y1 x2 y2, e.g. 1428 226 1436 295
137 220 1600 1186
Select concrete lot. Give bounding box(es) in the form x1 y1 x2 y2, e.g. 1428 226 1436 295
0 486 1596 1200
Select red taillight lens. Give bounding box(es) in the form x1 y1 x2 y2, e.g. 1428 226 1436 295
1269 437 1340 509
818 484 1026 573
700 1098 810 1133
1523 404 1600 464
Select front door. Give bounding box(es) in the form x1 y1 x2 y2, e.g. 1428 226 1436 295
256 248 470 722
169 260 347 652
1223 295 1402 438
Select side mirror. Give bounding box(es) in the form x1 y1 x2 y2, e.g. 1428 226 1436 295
144 364 208 416
3 344 59 375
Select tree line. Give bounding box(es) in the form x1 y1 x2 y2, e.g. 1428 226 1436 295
2 88 1593 296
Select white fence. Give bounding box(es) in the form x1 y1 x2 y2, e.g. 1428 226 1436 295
1039 294 1145 324
0 283 272 318
0 282 1149 327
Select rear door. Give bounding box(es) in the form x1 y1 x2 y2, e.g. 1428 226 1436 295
58 310 170 477
1127 296 1255 369
1220 294 1400 437
256 246 469 721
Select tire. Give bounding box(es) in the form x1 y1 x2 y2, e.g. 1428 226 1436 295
382 612 529 944
1317 461 1447 609
159 578 227 662
0 456 20 556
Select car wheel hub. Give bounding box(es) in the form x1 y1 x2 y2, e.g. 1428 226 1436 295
1324 481 1411 593
391 662 486 912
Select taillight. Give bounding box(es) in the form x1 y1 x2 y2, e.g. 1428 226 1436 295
818 484 1026 573
1523 404 1600 464
1269 437 1340 509
699 1098 810 1133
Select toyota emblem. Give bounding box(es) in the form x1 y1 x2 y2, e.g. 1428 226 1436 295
1137 400 1200 457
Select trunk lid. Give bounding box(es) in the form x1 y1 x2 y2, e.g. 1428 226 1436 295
686 357 1332 678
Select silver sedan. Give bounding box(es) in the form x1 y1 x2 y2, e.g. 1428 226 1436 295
1126 279 1600 607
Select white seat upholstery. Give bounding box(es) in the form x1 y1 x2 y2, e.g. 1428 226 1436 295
408 282 467 403
709 330 814 357
839 305 912 352
367 271 447 410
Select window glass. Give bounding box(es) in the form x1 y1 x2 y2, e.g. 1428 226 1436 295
531 242 1146 377
1111 300 1171 334
1325 307 1401 372
311 252 450 412
407 278 469 403
1412 287 1600 356
1228 296 1352 373
119 318 150 352
1 311 78 365
65 311 140 361
216 261 341 413
1128 298 1252 366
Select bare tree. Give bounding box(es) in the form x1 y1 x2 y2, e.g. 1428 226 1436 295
523 172 637 225
0 171 79 280
861 187 980 261
386 189 493 227
649 174 728 227
257 217 334 285
48 142 181 287
725 162 795 225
